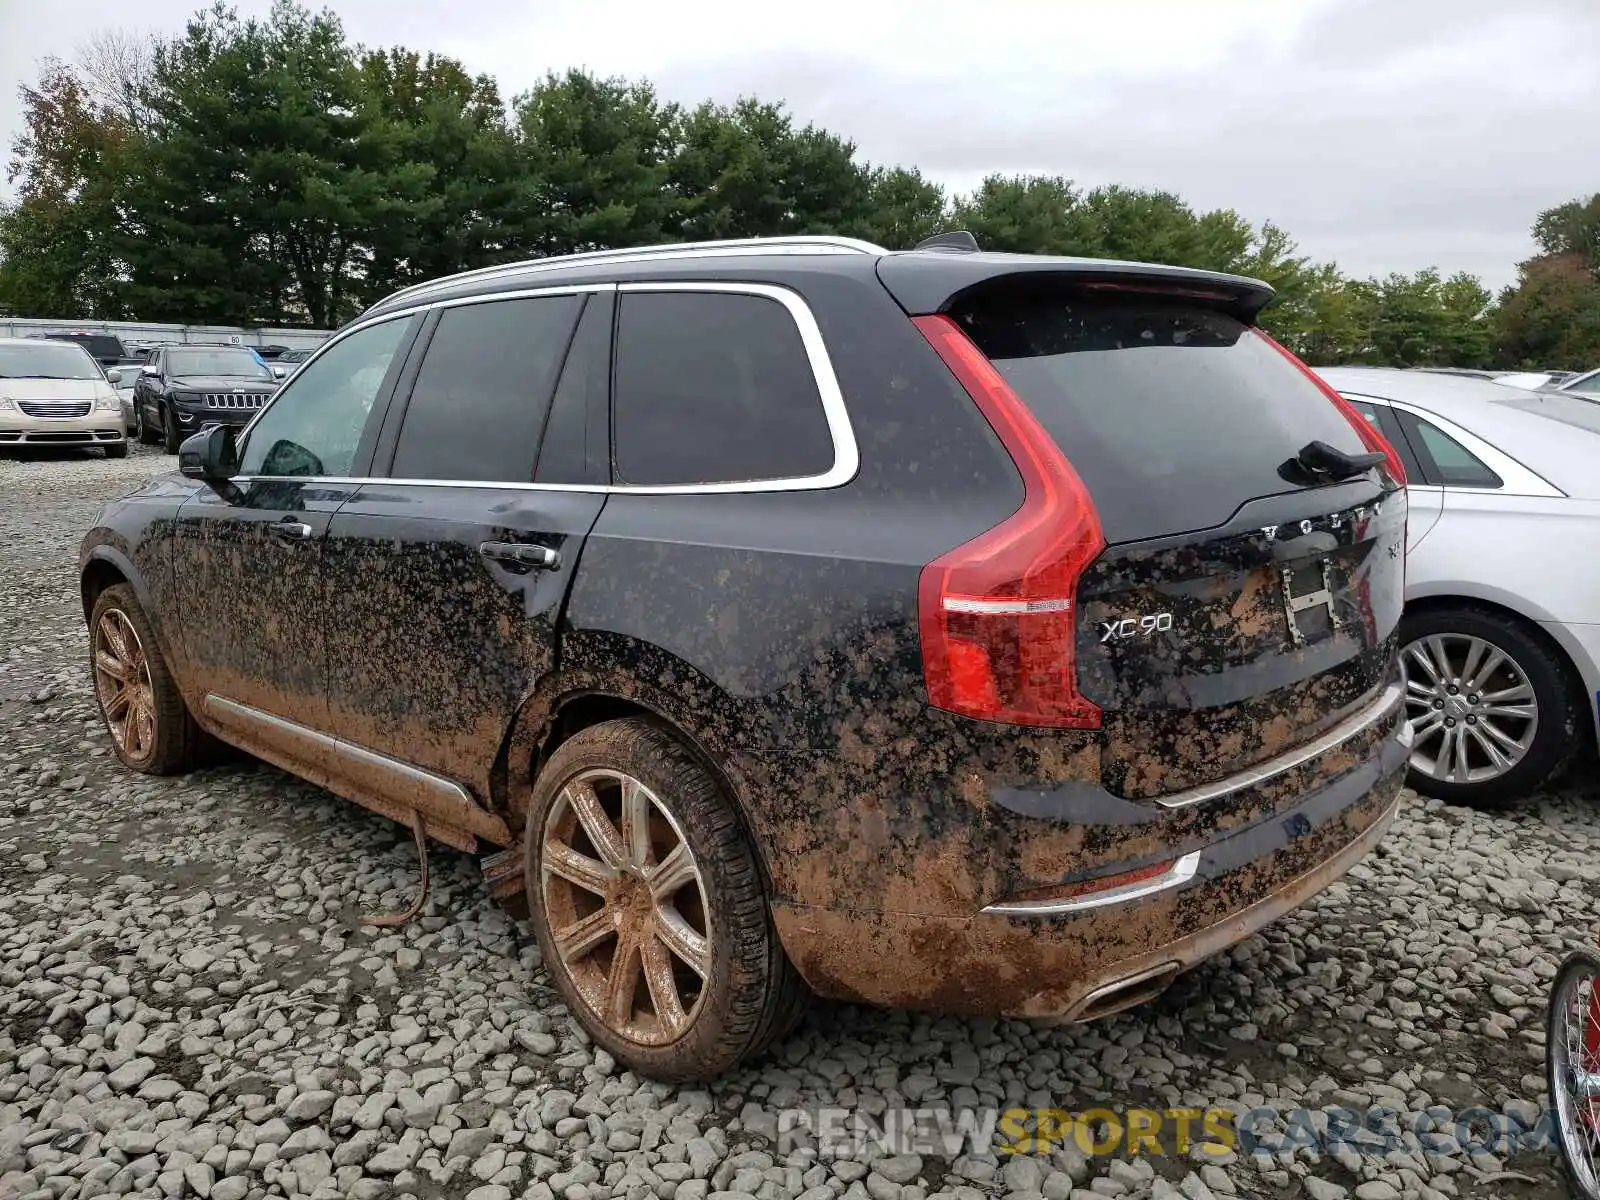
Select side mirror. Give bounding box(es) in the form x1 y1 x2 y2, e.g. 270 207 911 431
105 368 122 384
141 363 160 376
179 425 239 482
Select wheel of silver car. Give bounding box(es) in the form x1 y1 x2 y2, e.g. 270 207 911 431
523 717 806 1080
1397 606 1575 808
88 583 202 775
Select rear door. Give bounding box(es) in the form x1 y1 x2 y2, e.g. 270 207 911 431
945 284 1407 798
319 288 611 802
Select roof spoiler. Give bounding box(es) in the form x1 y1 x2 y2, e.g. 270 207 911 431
879 252 1277 324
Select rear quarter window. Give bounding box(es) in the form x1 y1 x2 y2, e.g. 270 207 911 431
611 290 836 487
950 288 1369 542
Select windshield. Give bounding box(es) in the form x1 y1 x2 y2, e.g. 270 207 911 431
283 349 313 362
0 342 103 380
1562 371 1600 395
168 349 273 379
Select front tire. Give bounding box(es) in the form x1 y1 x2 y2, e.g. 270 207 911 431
135 400 156 445
89 584 201 775
1546 948 1600 1200
161 405 180 453
523 718 805 1080
105 439 128 459
1398 606 1576 808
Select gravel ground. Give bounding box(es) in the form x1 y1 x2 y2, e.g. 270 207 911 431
3 444 1599 1200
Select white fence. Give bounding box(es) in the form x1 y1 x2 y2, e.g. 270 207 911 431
0 316 333 351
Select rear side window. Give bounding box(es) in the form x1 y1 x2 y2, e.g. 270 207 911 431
1399 412 1502 488
390 294 584 483
951 289 1370 542
612 290 835 486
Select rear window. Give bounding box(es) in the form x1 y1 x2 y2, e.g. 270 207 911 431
950 290 1368 542
1500 392 1600 436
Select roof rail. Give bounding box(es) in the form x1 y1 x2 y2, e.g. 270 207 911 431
372 235 888 311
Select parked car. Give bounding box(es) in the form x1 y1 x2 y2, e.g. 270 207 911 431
269 347 314 379
1315 366 1600 806
40 330 143 371
132 344 278 452
1491 370 1564 390
0 337 128 457
111 369 138 434
80 234 1412 1079
1558 367 1600 396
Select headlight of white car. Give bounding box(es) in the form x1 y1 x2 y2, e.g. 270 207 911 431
95 389 120 411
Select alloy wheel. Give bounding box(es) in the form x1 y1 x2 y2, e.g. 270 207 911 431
93 608 157 761
1401 633 1538 785
1550 955 1600 1198
539 768 713 1046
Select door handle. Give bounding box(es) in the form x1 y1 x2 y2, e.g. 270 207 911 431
270 520 313 542
479 542 560 571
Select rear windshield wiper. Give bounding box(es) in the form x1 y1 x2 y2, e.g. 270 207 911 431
1284 439 1387 483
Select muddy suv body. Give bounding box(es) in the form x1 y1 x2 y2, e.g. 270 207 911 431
79 234 1412 1079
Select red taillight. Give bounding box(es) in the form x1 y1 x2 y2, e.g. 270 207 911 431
1254 329 1407 487
911 314 1106 729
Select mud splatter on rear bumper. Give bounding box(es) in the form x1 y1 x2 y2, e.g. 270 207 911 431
769 720 1408 1020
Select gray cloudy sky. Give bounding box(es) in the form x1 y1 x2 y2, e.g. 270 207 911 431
2 0 1596 290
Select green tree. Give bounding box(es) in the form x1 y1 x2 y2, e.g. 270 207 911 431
849 166 945 248
1494 254 1600 368
512 71 679 256
1 59 136 318
950 175 1088 254
355 49 521 302
667 97 873 241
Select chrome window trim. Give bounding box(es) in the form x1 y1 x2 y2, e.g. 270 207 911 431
233 280 860 496
374 235 885 310
1336 391 1566 498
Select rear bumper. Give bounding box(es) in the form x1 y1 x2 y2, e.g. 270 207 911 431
769 684 1411 1021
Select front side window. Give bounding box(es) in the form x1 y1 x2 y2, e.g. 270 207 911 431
388 294 584 483
611 290 836 486
238 317 414 478
167 348 274 380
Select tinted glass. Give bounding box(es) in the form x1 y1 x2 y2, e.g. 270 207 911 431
1407 417 1501 488
389 295 584 483
0 342 102 380
612 291 835 486
953 290 1369 542
535 292 611 486
239 317 414 478
169 348 273 379
1345 398 1383 427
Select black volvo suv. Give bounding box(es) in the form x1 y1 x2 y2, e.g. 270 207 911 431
132 344 279 452
79 234 1413 1080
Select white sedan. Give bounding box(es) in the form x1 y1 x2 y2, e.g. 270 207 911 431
1315 367 1600 806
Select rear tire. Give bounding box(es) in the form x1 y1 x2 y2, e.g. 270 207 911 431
1397 606 1576 809
523 717 806 1080
1546 948 1600 1200
89 584 202 775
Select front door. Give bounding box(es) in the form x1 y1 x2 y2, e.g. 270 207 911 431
168 314 421 772
320 290 610 814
